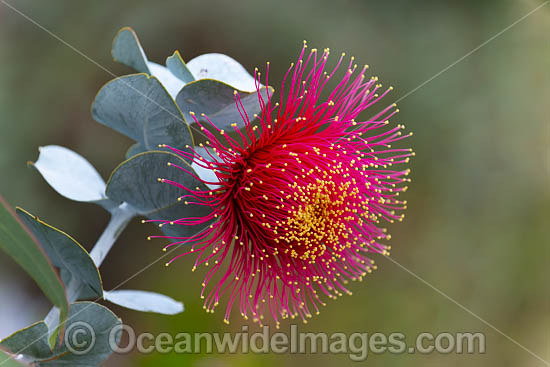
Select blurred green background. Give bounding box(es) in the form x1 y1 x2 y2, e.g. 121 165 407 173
1 0 549 366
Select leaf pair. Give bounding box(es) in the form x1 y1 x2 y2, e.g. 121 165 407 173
94 26 273 161
0 201 111 366
0 197 183 366
0 302 120 367
32 145 211 238
111 26 260 94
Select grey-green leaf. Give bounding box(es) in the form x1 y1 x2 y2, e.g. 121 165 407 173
104 290 184 315
176 79 272 131
31 145 116 211
91 74 193 154
0 198 69 327
186 53 259 92
44 302 121 366
0 322 51 360
105 151 202 215
111 27 150 73
16 208 103 299
166 51 194 84
1 303 120 366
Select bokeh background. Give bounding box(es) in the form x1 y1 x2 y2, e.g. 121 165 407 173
1 0 549 366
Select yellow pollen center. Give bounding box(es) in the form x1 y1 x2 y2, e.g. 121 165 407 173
275 178 365 262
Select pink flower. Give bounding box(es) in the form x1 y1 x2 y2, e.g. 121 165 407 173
154 43 412 326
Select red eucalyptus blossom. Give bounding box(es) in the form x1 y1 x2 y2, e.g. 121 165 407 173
152 43 413 326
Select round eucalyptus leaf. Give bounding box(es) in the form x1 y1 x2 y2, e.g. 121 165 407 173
176 79 272 132
1 302 121 367
0 322 51 361
31 146 109 204
166 51 195 84
186 53 259 92
91 74 193 155
16 208 103 299
46 302 121 366
111 26 149 73
103 290 184 315
106 151 203 215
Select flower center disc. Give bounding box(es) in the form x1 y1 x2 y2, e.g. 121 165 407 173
276 179 360 262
